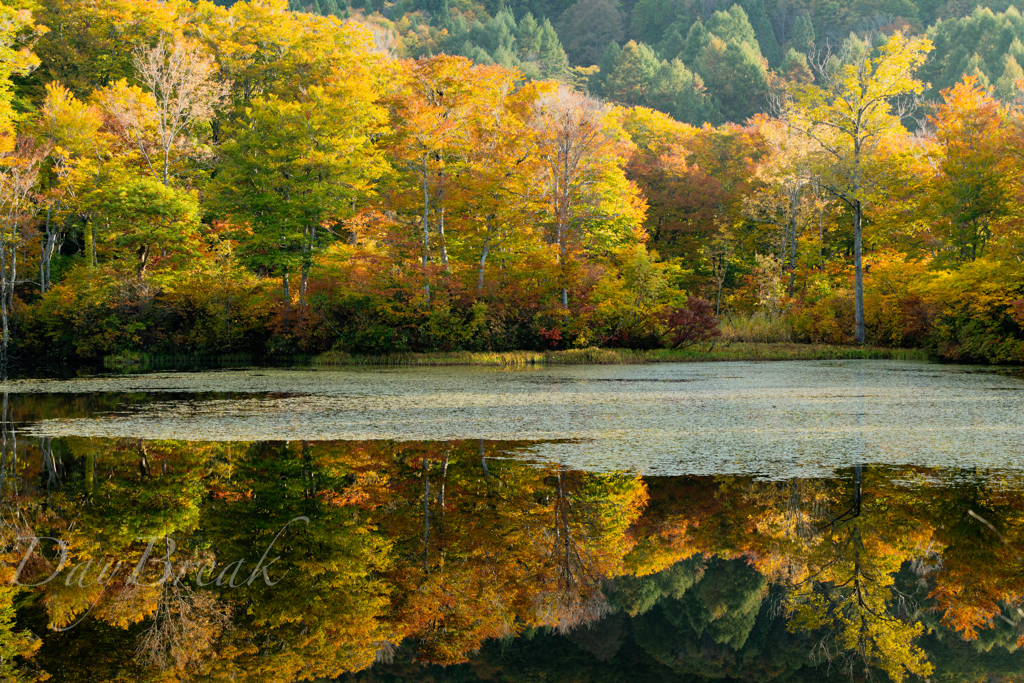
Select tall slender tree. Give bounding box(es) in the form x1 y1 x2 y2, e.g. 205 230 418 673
783 32 932 343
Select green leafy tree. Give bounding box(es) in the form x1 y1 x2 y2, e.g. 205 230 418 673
740 0 781 67
681 20 711 66
213 82 388 314
695 35 768 121
539 18 570 77
789 12 815 57
704 5 759 53
93 175 201 275
556 0 625 67
604 41 662 106
995 54 1024 100
629 0 675 47
591 41 621 96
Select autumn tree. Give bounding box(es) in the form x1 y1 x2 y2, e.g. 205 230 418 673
783 31 932 343
28 0 180 101
0 142 47 380
743 118 833 292
33 83 104 292
923 76 1011 265
129 37 230 187
530 86 645 308
214 68 388 312
0 0 46 377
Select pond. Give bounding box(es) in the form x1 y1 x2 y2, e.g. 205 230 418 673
3 360 1024 682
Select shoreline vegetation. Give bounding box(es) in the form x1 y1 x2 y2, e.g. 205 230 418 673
100 342 933 372
3 1 1022 386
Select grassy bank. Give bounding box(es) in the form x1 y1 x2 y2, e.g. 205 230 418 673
100 344 931 371
311 344 931 367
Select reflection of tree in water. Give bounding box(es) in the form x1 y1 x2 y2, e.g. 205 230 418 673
0 394 49 681
785 465 932 683
3 407 1024 681
915 467 1024 647
535 465 614 633
133 577 231 672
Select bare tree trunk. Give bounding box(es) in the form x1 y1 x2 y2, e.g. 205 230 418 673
788 214 798 295
0 241 9 382
300 227 308 307
0 231 17 382
300 224 314 306
421 157 431 304
438 206 448 270
853 199 865 344
282 272 291 322
716 258 728 317
478 231 490 293
40 205 52 295
86 219 96 268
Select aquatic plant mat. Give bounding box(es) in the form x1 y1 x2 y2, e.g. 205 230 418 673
9 360 1024 478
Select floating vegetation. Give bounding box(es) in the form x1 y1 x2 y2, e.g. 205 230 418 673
10 360 1024 478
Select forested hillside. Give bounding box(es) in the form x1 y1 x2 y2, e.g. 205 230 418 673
278 0 1024 125
1 0 1023 377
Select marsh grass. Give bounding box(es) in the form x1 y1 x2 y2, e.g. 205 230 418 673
105 344 929 371
312 348 650 367
311 344 929 367
652 343 930 362
718 312 793 343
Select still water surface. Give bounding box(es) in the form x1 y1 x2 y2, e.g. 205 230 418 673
2 360 1024 682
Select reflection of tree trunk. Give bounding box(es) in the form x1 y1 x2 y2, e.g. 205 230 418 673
438 454 448 509
139 443 151 479
83 217 96 269
422 457 430 574
853 464 862 518
86 451 95 502
480 438 492 491
42 436 62 512
438 453 448 560
545 465 608 633
553 467 581 597
302 440 313 500
0 394 12 495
